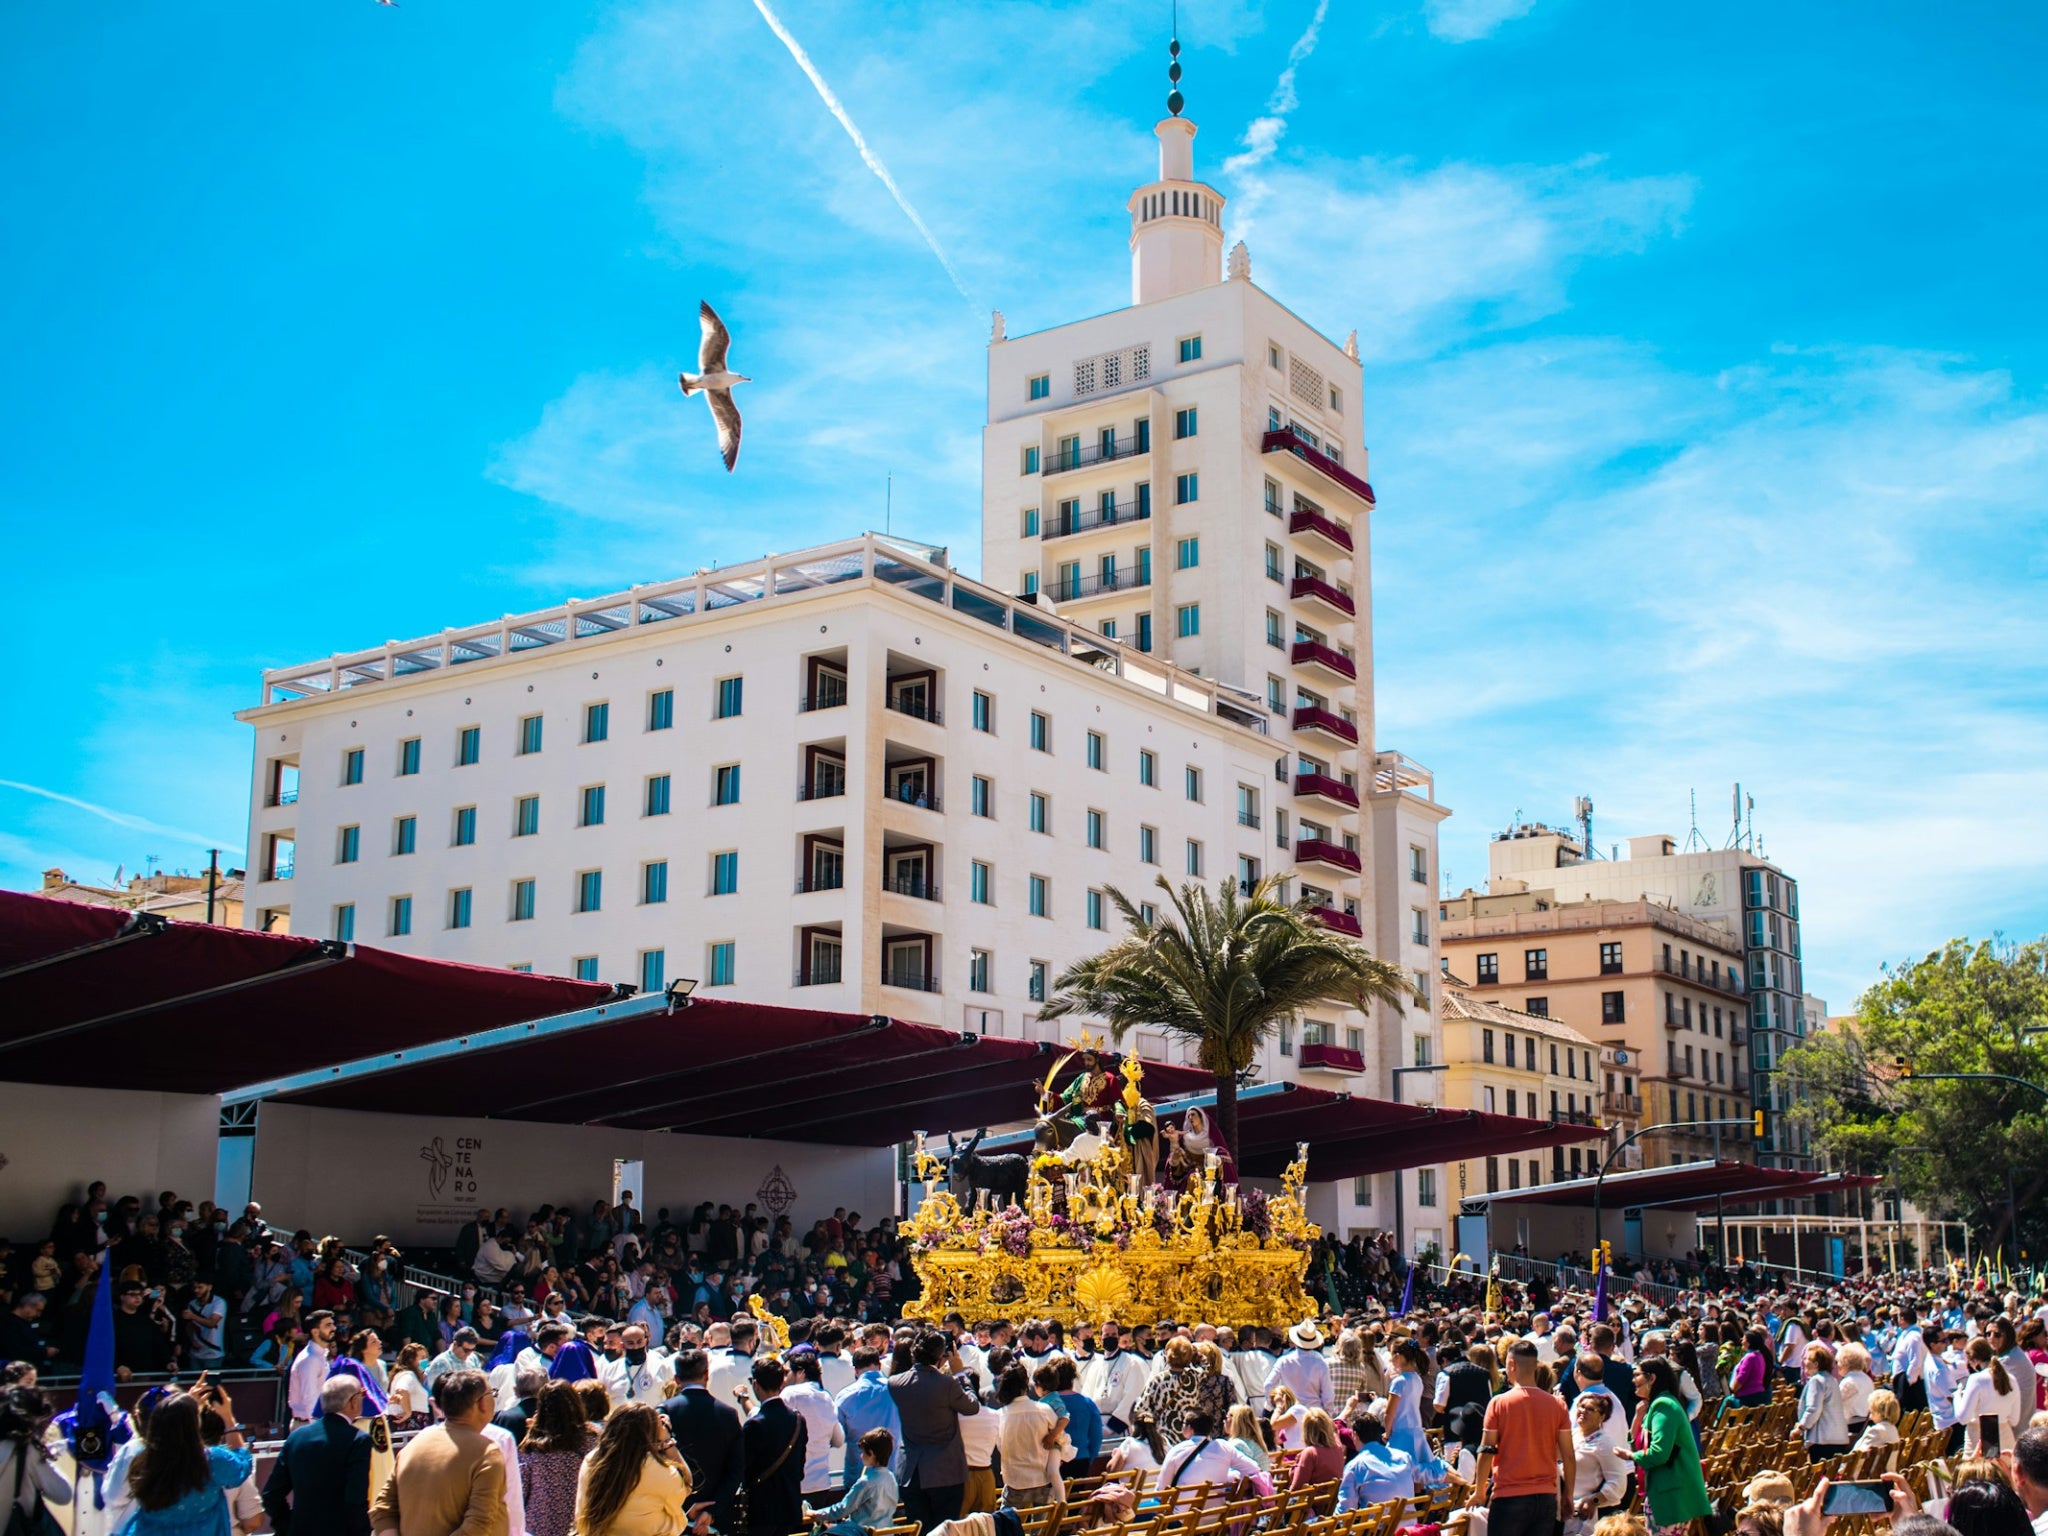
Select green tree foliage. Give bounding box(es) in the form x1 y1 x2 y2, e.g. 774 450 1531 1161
1039 875 1414 1161
1783 938 2048 1256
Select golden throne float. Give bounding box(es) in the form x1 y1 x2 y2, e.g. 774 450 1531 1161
902 1123 1320 1329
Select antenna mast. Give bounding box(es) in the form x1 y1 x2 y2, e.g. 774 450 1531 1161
1682 790 1706 853
1573 795 1596 860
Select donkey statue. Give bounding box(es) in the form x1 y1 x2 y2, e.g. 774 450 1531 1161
945 1128 1029 1210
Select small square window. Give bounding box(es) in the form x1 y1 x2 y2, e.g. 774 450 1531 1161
510 879 536 922
1178 335 1202 363
452 807 476 847
1086 809 1105 850
1176 603 1200 638
333 903 355 942
971 775 992 818
646 774 673 816
1029 712 1050 752
1087 889 1105 930
1027 373 1050 401
1139 825 1158 864
1086 730 1105 770
1175 472 1199 504
1185 766 1203 802
579 784 606 827
711 851 739 895
573 956 599 982
714 677 743 719
337 825 360 864
713 764 740 806
583 702 609 743
970 861 992 905
1020 506 1039 537
973 692 994 733
1174 407 1198 440
642 860 669 905
457 726 480 766
1028 960 1049 1002
1022 445 1040 476
1029 792 1049 833
394 816 417 856
389 895 413 937
640 948 665 993
397 737 421 776
969 949 992 993
576 870 603 913
342 747 365 786
1176 536 1199 570
449 887 472 930
648 689 674 731
1269 343 1283 369
518 715 543 755
1028 874 1049 917
514 795 539 837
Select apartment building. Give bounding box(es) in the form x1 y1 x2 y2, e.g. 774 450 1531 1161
235 79 1448 1240
1484 823 1812 1169
1440 882 1753 1170
1438 976 1607 1203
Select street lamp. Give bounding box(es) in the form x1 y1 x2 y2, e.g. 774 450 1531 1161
1590 1117 1752 1273
1391 1063 1449 1260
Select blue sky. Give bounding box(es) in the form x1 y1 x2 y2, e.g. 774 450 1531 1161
3 1 2044 1006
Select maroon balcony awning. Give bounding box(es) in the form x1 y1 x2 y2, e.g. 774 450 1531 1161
1262 430 1377 507
0 891 616 1094
1483 1160 1881 1209
1219 1083 1603 1182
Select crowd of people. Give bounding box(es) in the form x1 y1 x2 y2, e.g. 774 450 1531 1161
4 1182 2048 1536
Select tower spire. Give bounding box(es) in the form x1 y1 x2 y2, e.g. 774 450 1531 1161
1167 9 1184 117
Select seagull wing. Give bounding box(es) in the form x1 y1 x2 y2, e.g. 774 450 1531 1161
707 389 742 473
698 301 732 374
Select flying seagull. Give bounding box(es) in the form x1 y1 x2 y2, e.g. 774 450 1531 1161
679 300 749 472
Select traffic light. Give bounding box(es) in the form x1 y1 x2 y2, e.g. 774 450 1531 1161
1895 1056 1915 1079
1751 1107 1768 1142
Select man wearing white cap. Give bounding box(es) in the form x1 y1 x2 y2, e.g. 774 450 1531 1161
1263 1321 1334 1411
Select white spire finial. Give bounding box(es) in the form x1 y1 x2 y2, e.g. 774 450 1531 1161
1227 241 1250 281
990 310 1006 342
1344 330 1359 361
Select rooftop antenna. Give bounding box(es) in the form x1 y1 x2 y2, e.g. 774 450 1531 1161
1167 3 1185 116
1682 790 1706 852
1573 795 1596 860
1724 782 1745 850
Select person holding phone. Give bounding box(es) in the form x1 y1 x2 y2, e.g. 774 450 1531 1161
1953 1339 2023 1458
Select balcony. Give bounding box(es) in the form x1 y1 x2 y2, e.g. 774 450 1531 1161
1602 1091 1644 1118
1300 1042 1367 1074
1310 906 1363 937
799 687 849 713
1049 568 1151 602
796 779 846 801
882 785 942 813
1261 428 1377 507
1295 839 1363 874
1292 706 1359 745
1654 953 1745 994
885 696 943 726
883 873 941 902
883 969 941 993
1290 573 1356 619
793 966 845 987
1288 505 1353 554
795 873 845 893
1042 502 1149 541
1043 437 1149 478
1290 639 1357 682
1294 771 1360 809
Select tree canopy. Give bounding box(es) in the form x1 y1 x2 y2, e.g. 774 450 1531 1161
1782 937 2048 1258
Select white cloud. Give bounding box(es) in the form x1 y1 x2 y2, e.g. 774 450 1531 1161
1424 0 1538 43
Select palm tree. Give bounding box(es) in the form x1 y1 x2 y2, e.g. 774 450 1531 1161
1039 874 1416 1163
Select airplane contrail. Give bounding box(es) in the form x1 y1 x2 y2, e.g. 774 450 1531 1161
1222 0 1332 237
0 778 239 852
747 0 977 310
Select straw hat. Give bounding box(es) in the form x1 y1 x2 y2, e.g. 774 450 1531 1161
1289 1321 1327 1350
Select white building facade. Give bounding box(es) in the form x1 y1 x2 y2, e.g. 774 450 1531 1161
238 89 1448 1242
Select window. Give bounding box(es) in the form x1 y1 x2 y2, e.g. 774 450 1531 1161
1279 1020 1293 1056
1525 947 1548 981
449 888 472 929
1410 908 1427 944
1178 334 1202 363
1029 792 1049 833
714 677 743 719
1086 809 1105 849
1027 373 1049 401
1139 749 1158 787
1409 845 1427 884
1269 343 1283 369
967 949 991 993
576 870 602 913
1028 875 1049 917
458 726 481 766
579 785 606 827
647 689 674 731
1081 730 1104 772
398 737 421 776
642 860 668 905
343 747 365 785
701 941 735 986
1267 675 1286 713
1086 889 1106 930
1174 407 1198 439
573 957 599 982
337 825 360 864
637 773 670 817
1602 991 1625 1024
584 702 609 743
1176 536 1199 570
511 879 536 921
1507 1089 1519 1116
969 861 992 905
1600 941 1623 974
452 807 476 847
711 851 738 895
1185 839 1204 877
518 714 543 755
1526 997 1549 1017
389 895 412 936
1483 1029 1495 1064
1265 609 1284 648
1265 543 1283 583
639 948 665 993
1476 952 1499 983
1022 445 1040 476
1175 472 1198 504
712 765 740 806
973 691 994 732
1029 960 1049 1001
1237 783 1260 828
333 903 355 942
1139 825 1158 864
394 816 417 856
1414 1035 1433 1067
1185 765 1202 802
1416 1168 1437 1208
514 795 539 837
1021 569 1039 597
1029 712 1050 752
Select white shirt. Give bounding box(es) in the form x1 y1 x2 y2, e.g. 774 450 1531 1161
480 1420 527 1536
1927 1350 1968 1431
1572 1423 1632 1507
1082 1350 1148 1427
1839 1370 1874 1423
958 1397 1001 1470
1264 1348 1335 1411
473 1238 517 1284
1155 1437 1263 1508
1954 1368 2024 1455
387 1369 431 1421
1231 1349 1276 1410
708 1348 758 1411
785 1381 846 1494
1890 1329 1929 1383
819 1351 857 1403
602 1352 677 1407
998 1399 1064 1492
288 1340 331 1422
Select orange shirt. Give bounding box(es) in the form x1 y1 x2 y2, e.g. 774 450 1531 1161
1481 1385 1569 1500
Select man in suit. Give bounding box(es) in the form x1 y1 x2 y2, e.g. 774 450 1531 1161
371 1367 509 1536
491 1366 547 1444
663 1347 745 1530
263 1374 374 1536
741 1354 808 1536
887 1328 980 1528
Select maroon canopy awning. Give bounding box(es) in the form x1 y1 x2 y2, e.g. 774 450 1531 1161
0 890 617 1094
269 998 1215 1145
1220 1083 1603 1181
1484 1159 1879 1209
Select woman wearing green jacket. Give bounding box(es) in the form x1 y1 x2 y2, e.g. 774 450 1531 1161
1630 1355 1713 1535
